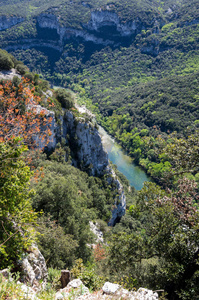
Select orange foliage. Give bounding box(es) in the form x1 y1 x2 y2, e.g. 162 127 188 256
93 243 106 262
0 78 53 147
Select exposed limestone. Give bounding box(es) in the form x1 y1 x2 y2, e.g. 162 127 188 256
55 280 159 299
63 110 109 176
0 270 159 299
46 106 125 224
16 283 38 300
37 13 114 46
89 221 104 244
1 9 159 52
85 10 141 36
0 68 21 80
19 244 48 288
28 101 125 224
36 9 148 47
26 103 57 151
55 279 90 300
107 168 126 226
0 15 24 31
102 282 120 294
133 287 159 300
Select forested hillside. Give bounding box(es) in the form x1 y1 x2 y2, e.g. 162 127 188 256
1 0 198 165
0 0 199 299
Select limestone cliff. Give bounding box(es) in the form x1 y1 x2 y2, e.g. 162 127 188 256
85 10 141 37
107 169 126 226
1 8 159 54
63 111 109 175
42 107 126 224
36 9 147 45
37 12 114 46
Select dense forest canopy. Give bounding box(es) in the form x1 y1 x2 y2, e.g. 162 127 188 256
0 0 199 298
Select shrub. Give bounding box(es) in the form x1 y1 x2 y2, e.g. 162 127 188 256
0 50 14 70
15 63 29 75
55 88 74 109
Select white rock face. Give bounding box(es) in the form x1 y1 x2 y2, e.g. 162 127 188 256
20 244 48 288
86 10 139 36
107 168 126 226
36 9 144 46
37 13 113 45
132 288 159 300
0 68 21 80
63 110 109 176
102 282 120 294
35 106 126 224
56 279 90 300
0 15 24 31
89 221 104 243
26 103 57 151
17 283 38 300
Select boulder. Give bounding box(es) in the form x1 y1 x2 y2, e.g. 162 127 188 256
132 287 159 300
17 282 37 300
56 279 90 299
20 244 48 288
102 282 120 294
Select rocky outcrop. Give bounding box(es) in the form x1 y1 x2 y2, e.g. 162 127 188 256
89 221 104 243
1 9 158 51
19 244 48 288
33 103 125 224
37 13 113 46
85 10 141 37
0 15 24 31
101 282 159 299
0 272 160 300
0 68 21 80
27 103 57 151
63 111 109 176
55 280 159 299
36 9 150 47
56 279 90 300
107 168 126 226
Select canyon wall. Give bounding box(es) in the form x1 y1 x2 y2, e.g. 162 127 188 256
43 108 126 225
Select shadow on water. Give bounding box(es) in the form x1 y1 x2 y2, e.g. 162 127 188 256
98 126 151 190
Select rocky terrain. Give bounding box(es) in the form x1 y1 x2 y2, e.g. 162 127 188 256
0 269 159 300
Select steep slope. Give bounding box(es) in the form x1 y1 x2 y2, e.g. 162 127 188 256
1 0 198 182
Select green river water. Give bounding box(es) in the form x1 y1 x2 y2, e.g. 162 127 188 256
98 126 151 190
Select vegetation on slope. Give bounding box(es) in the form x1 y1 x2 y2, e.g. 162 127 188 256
0 0 199 296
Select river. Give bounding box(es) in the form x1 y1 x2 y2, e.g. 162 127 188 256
53 86 151 190
98 126 151 190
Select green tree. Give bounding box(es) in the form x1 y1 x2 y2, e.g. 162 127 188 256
107 180 199 299
0 139 37 268
0 50 14 70
37 217 78 269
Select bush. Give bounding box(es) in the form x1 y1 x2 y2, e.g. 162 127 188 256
15 63 29 75
47 268 61 290
37 217 78 269
55 88 74 109
0 49 14 70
